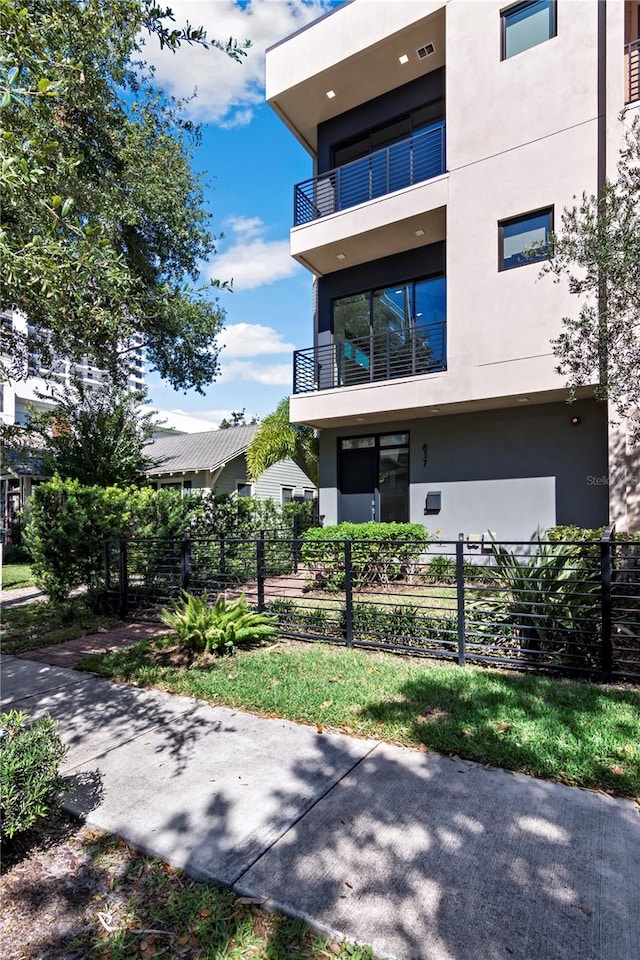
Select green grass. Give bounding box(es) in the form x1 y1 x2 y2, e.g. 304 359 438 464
1 563 36 590
1 598 120 654
80 638 640 798
24 828 376 959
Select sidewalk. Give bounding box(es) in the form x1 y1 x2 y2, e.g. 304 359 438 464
2 648 639 960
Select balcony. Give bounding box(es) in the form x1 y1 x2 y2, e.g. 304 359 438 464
625 39 640 105
293 319 446 395
294 123 446 227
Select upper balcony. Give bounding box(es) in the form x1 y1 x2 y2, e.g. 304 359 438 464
294 122 446 226
626 38 640 105
266 1 445 155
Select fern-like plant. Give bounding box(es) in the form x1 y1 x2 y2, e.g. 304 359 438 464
160 592 277 654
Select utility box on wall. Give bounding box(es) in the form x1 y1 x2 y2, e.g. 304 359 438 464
424 491 442 515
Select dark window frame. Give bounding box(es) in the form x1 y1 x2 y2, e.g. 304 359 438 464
501 0 557 61
498 206 554 272
331 271 446 335
337 431 410 524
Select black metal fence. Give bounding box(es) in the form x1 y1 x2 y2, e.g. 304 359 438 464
105 530 640 682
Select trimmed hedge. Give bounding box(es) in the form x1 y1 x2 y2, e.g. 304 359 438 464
302 522 430 590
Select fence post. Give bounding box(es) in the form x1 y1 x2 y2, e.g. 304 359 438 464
600 524 615 681
104 540 111 593
181 535 191 594
219 535 226 585
256 534 265 612
118 538 128 620
455 540 466 667
344 539 354 647
292 513 300 572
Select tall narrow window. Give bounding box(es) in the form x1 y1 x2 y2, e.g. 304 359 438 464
499 208 553 270
501 1 556 60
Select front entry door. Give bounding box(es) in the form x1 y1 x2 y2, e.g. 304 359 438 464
338 433 409 524
338 438 377 523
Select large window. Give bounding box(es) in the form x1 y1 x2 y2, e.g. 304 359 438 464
501 1 556 60
498 208 553 270
332 276 446 385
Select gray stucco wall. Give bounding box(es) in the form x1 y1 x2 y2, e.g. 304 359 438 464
318 399 609 539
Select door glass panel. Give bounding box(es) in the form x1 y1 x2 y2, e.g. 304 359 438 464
334 294 370 341
334 294 371 386
414 277 446 372
380 433 409 447
379 445 409 522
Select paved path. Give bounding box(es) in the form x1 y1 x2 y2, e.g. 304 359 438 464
2 652 639 960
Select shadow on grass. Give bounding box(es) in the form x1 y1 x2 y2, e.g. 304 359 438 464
359 667 640 795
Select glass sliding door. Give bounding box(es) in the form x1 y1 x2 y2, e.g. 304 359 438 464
332 276 446 386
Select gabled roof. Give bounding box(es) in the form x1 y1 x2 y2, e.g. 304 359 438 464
146 424 260 477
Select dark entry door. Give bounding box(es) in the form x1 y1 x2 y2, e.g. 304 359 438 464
338 433 409 524
339 438 377 523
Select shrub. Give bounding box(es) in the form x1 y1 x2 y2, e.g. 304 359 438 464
467 540 601 668
0 711 68 843
302 522 430 591
159 592 277 654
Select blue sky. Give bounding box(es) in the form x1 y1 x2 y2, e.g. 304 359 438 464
144 0 341 427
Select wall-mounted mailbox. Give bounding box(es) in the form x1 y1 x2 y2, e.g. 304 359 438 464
424 491 442 515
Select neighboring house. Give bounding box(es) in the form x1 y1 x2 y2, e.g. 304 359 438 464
266 0 640 539
0 432 47 543
146 425 316 504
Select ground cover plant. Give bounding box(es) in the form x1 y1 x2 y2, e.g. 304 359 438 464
0 816 375 960
1 598 119 655
80 640 640 798
1 564 36 590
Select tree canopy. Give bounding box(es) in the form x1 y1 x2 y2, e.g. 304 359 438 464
27 379 158 486
218 409 259 430
545 114 640 441
1 0 248 392
246 397 318 486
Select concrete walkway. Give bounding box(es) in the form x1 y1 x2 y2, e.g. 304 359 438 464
2 653 639 960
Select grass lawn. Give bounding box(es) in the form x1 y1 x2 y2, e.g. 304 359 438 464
1 818 375 960
80 637 640 799
1 598 120 654
1 563 36 590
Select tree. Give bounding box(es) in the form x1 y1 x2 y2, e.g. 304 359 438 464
218 409 259 429
1 0 248 392
544 114 640 441
246 397 318 486
27 379 158 486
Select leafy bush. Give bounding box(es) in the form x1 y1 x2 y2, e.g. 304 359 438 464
160 592 277 654
0 711 68 843
302 522 430 591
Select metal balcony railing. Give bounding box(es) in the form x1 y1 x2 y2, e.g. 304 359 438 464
293 122 446 226
625 39 640 104
293 319 446 394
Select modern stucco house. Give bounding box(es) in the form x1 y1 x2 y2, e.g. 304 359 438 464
266 0 640 540
146 424 316 504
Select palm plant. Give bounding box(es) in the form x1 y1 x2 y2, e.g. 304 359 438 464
160 592 277 654
246 397 318 486
468 539 601 667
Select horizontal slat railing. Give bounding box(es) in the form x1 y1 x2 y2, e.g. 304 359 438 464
625 39 640 104
106 534 640 682
294 122 446 226
293 319 446 394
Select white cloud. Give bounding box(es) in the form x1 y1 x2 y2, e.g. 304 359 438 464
211 237 298 290
219 359 291 386
224 215 265 239
143 1 331 124
221 322 295 357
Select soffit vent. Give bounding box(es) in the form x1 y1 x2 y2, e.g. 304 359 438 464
416 42 436 59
